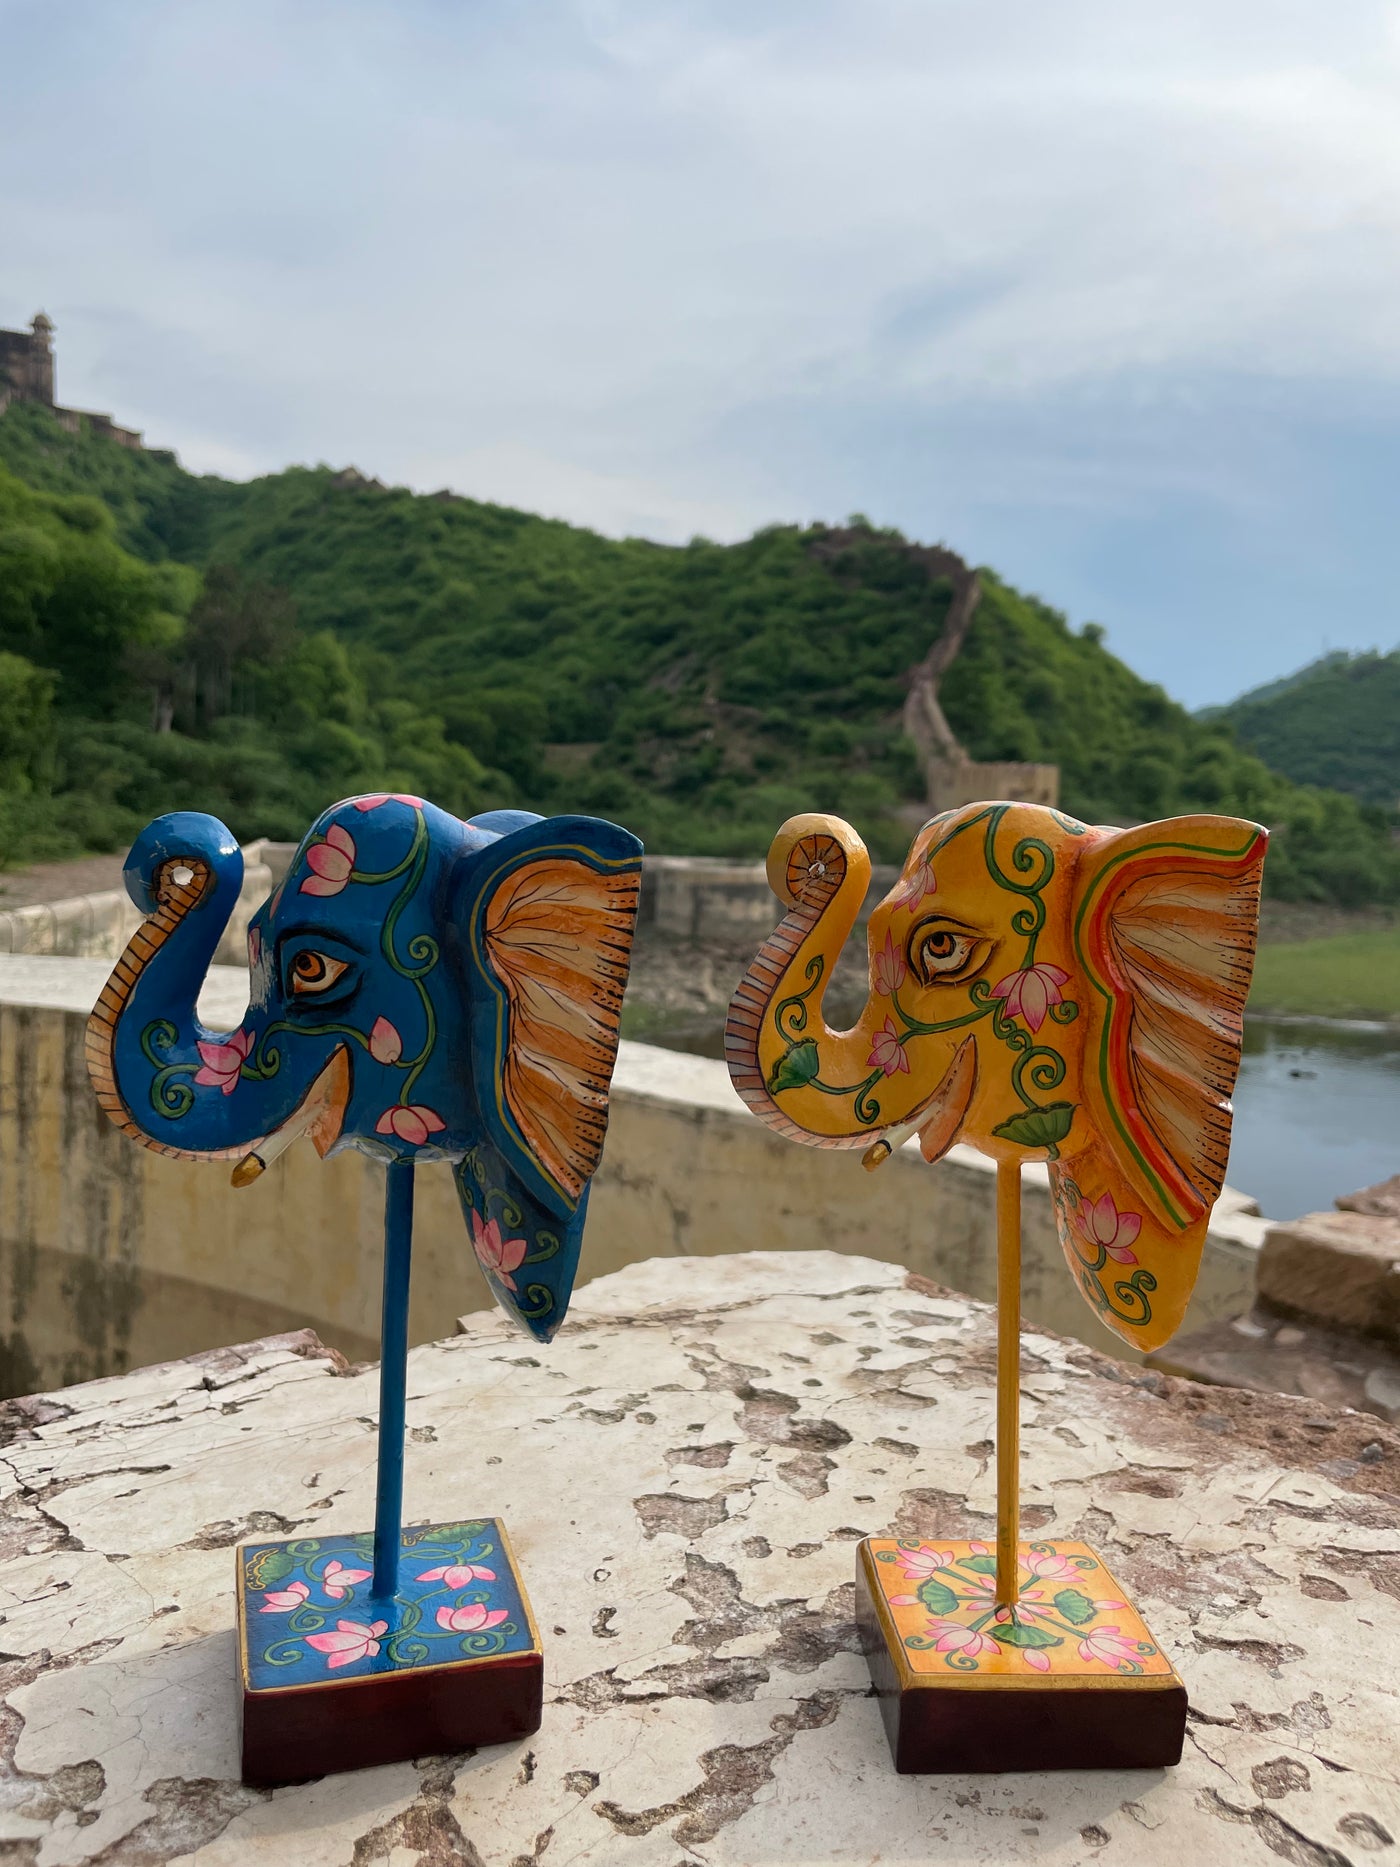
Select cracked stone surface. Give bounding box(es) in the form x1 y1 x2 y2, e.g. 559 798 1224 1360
0 1250 1396 1865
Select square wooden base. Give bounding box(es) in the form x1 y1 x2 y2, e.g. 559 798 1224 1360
856 1537 1187 1774
236 1519 543 1786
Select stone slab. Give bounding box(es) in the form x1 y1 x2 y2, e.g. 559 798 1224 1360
0 1251 1396 1863
1148 1304 1400 1423
1258 1211 1400 1348
1338 1174 1400 1220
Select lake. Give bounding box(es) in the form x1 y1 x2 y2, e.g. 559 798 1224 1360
624 1012 1400 1222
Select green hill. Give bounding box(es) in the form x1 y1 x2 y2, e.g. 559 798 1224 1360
1 400 1398 907
1209 650 1400 808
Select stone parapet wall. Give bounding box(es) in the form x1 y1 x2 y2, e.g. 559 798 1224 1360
0 955 1266 1396
0 857 273 967
0 1251 1394 1864
924 758 1061 812
640 854 900 946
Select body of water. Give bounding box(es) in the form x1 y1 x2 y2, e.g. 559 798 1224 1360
625 1011 1400 1221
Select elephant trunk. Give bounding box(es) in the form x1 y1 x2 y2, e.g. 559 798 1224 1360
86 812 275 1162
724 813 882 1150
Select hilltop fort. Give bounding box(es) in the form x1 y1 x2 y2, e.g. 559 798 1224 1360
0 310 143 450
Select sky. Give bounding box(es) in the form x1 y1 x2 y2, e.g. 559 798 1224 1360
3 0 1399 707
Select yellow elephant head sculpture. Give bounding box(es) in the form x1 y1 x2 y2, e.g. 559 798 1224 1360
725 803 1267 1351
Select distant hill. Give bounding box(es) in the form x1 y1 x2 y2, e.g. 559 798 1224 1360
1208 650 1400 808
1 399 1398 906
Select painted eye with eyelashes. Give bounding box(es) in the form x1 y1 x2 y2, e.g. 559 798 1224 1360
907 918 988 987
288 951 351 996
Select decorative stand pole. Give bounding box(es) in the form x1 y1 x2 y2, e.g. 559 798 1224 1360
994 1160 1021 1610
372 1160 416 1604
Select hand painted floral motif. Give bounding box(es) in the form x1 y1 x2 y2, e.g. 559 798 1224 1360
436 1603 510 1633
988 962 1071 1034
300 823 357 897
241 1524 531 1690
470 1210 529 1292
894 858 938 909
306 1618 388 1669
352 793 424 812
1072 1189 1142 1265
867 1018 910 1077
321 1560 372 1600
872 931 907 997
870 1539 1173 1681
417 1562 497 1587
369 1017 403 1064
260 1580 309 1613
194 1027 254 1095
375 1104 447 1146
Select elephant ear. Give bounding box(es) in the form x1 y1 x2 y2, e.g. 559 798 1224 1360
1071 814 1267 1233
453 815 642 1341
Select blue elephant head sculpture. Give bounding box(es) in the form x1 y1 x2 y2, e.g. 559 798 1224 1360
86 792 644 1341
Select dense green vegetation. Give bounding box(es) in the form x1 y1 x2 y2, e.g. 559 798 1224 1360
2 400 1398 907
1208 649 1400 809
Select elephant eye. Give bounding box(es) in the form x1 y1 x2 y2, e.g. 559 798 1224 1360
908 920 986 987
289 950 350 996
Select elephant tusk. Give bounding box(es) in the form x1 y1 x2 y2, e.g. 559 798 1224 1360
230 1046 350 1188
862 1037 978 1172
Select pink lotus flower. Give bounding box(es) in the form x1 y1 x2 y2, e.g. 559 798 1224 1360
306 1617 388 1669
321 1559 372 1600
897 1547 957 1583
194 1027 254 1094
436 1603 509 1634
300 823 357 897
872 931 907 997
375 1104 447 1146
867 1017 910 1077
988 962 1070 1034
1078 1624 1144 1669
895 860 938 909
417 1562 497 1587
1023 1648 1052 1672
351 793 423 812
1024 1550 1080 1583
260 1580 309 1613
369 1017 403 1064
1075 1190 1142 1264
926 1619 1001 1658
470 1209 529 1292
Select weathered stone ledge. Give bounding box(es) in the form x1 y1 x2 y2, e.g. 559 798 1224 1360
0 1251 1394 1864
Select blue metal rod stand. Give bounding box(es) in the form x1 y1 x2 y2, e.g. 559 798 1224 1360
372 1159 415 1600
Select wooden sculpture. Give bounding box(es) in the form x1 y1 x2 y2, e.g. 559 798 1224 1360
726 802 1266 1772
87 795 642 1783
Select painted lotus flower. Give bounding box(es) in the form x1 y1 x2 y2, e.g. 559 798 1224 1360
300 823 357 898
895 859 938 909
1023 1647 1052 1672
1024 1549 1080 1583
352 793 424 812
259 1580 309 1613
321 1559 372 1600
194 1027 254 1094
306 1617 388 1669
436 1603 510 1634
369 1017 403 1064
470 1210 529 1292
867 1018 910 1077
1078 1624 1145 1669
926 1619 1001 1658
417 1561 497 1587
897 1547 957 1583
872 931 907 997
1074 1190 1142 1265
988 962 1070 1034
375 1104 447 1146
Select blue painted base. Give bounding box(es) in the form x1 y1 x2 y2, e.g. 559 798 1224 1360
235 1519 543 1784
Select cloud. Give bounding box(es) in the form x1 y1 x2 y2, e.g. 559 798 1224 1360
2 0 1398 703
